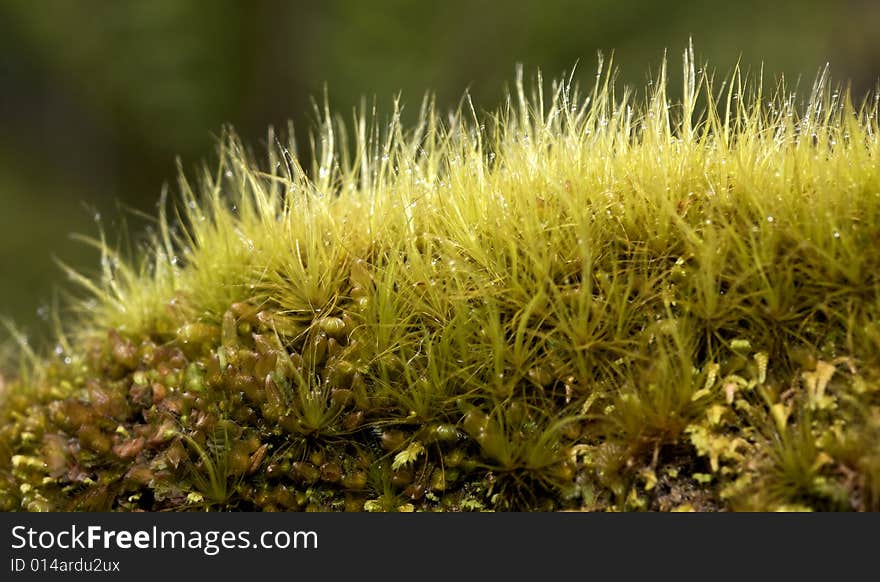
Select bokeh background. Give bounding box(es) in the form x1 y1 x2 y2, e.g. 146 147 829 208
1 0 879 343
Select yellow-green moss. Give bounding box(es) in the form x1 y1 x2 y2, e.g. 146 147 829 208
2 49 880 511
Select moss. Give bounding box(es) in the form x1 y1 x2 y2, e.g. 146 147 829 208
2 47 880 511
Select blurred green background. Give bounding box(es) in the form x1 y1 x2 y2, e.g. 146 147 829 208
1 0 878 343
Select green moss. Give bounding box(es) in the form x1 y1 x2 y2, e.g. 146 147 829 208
2 48 880 511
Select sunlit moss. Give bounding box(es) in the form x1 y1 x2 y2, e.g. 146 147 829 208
1 45 879 511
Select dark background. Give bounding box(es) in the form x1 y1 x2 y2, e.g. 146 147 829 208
1 0 878 342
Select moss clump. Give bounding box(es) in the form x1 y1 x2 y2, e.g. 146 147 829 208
2 50 880 511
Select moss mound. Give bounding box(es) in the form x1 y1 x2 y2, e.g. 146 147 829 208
2 53 880 511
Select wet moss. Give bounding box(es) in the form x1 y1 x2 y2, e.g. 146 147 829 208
2 55 880 511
